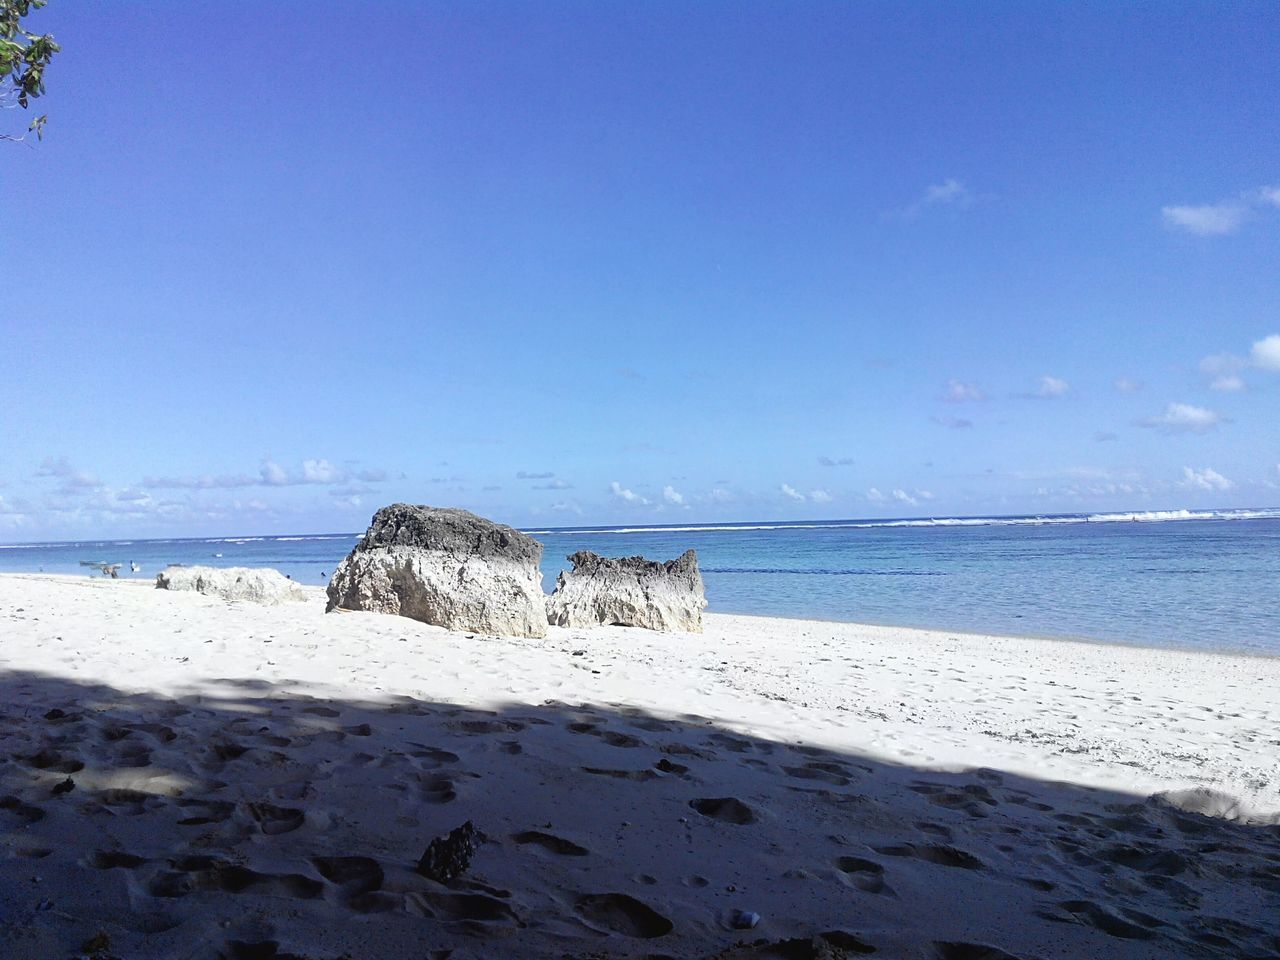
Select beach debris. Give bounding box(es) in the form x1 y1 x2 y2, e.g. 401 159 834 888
546 549 707 632
51 777 75 796
155 566 307 604
730 909 761 930
327 504 549 638
416 820 479 883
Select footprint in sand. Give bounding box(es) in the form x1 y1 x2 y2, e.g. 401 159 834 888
210 740 252 763
783 762 852 786
99 788 153 815
910 781 999 818
512 830 589 856
1035 899 1159 940
408 890 522 925
690 797 757 825
90 850 149 869
455 718 525 734
22 748 84 774
873 842 984 870
313 855 384 894
582 766 659 782
574 892 673 938
246 801 305 835
418 775 458 804
566 721 646 748
176 798 235 826
409 747 461 770
149 857 323 900
706 733 772 755
0 795 46 825
110 742 153 768
1096 843 1188 877
933 941 1031 959
301 706 341 718
836 855 893 895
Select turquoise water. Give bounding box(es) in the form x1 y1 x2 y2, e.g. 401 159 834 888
3 510 1279 655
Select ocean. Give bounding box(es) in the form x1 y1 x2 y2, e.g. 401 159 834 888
3 509 1279 656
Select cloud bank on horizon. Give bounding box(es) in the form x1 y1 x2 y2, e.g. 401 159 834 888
2 4 1277 539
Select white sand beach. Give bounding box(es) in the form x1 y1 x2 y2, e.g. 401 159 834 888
1 573 1277 959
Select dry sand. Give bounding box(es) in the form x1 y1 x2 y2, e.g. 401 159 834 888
1 573 1277 959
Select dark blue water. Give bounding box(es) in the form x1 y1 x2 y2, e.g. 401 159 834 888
4 510 1279 655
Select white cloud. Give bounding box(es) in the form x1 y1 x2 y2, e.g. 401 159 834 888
1113 377 1141 394
780 483 806 502
917 490 935 500
931 415 973 429
709 488 734 503
0 494 30 527
534 478 573 490
1180 466 1234 491
1035 375 1070 397
549 501 584 515
1209 374 1244 392
609 481 650 506
809 489 832 503
1250 334 1280 371
1200 352 1243 376
516 471 555 480
142 458 389 490
891 489 917 506
301 458 342 484
866 488 885 502
1138 402 1224 434
260 459 289 486
1163 185 1280 236
898 178 972 218
818 456 854 467
1161 203 1247 236
329 484 373 498
34 456 102 493
662 485 685 505
943 379 986 403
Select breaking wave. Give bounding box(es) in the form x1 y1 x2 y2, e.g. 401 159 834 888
534 508 1280 537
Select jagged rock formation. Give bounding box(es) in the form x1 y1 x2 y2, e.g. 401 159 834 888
546 549 706 632
325 504 548 638
155 566 308 604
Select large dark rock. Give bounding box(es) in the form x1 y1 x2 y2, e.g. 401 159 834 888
326 504 548 638
545 549 707 632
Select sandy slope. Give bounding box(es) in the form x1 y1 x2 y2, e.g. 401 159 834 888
0 574 1277 959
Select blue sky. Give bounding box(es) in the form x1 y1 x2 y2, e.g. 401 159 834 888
2 2 1278 539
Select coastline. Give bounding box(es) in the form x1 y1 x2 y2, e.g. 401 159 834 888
1 573 1277 958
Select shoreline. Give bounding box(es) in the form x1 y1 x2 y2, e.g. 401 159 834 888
2 574 1278 958
7 570 1277 664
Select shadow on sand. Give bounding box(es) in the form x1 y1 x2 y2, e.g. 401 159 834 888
0 670 1277 960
